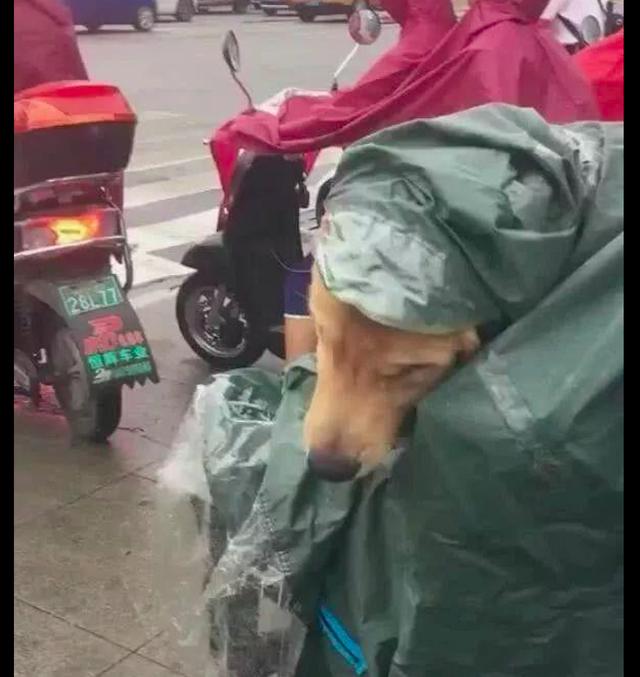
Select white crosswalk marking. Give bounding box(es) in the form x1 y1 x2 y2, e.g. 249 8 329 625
125 109 340 290
127 208 218 281
126 171 218 208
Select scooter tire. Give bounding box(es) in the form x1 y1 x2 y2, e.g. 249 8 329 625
50 327 122 443
176 272 267 370
85 388 122 443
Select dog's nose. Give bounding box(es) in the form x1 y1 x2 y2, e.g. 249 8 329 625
307 451 361 482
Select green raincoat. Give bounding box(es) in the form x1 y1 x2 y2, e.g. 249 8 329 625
164 104 623 677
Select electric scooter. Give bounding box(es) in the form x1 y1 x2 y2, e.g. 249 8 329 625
175 8 381 370
14 81 159 442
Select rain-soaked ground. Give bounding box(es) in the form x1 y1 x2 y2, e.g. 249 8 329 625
14 281 280 676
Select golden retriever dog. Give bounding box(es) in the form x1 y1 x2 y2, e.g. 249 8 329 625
304 267 480 482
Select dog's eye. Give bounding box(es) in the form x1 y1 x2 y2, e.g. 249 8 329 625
380 365 419 379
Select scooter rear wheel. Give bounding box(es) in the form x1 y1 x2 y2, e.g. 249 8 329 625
176 272 267 370
50 328 122 443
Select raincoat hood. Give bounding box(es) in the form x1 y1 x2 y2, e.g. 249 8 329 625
14 0 88 93
317 104 621 332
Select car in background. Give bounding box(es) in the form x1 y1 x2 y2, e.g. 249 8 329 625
290 0 380 22
157 0 196 21
257 0 294 15
64 0 158 32
195 0 251 13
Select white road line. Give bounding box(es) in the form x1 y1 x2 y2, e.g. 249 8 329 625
131 285 178 311
129 209 218 252
124 149 342 290
137 110 186 122
128 140 342 174
124 178 338 290
127 154 211 175
125 171 219 208
125 209 217 289
129 252 191 289
134 128 211 147
124 154 339 209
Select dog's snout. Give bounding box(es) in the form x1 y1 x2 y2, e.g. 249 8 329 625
307 450 361 482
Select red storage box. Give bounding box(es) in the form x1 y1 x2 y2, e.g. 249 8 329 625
14 81 137 188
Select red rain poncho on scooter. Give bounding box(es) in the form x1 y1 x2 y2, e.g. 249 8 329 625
340 0 457 93
14 0 88 94
213 0 457 191
213 0 598 191
574 29 623 121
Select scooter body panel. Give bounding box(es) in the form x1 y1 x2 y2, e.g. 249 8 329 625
180 232 235 283
22 274 159 391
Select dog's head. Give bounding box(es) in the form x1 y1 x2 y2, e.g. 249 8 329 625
303 268 480 482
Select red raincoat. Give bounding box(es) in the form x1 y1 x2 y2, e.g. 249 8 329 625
347 0 457 92
574 29 623 121
213 0 457 191
213 0 598 191
14 0 88 94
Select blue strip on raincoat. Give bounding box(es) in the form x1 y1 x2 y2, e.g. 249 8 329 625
318 604 368 675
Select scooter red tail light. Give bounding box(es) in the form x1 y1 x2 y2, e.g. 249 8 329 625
17 209 121 253
48 214 101 244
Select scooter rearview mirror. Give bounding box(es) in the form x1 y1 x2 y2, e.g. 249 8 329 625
222 30 241 73
331 7 381 91
221 30 254 111
348 7 382 46
580 15 602 45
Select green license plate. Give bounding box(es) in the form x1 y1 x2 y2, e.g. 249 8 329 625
59 276 123 318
